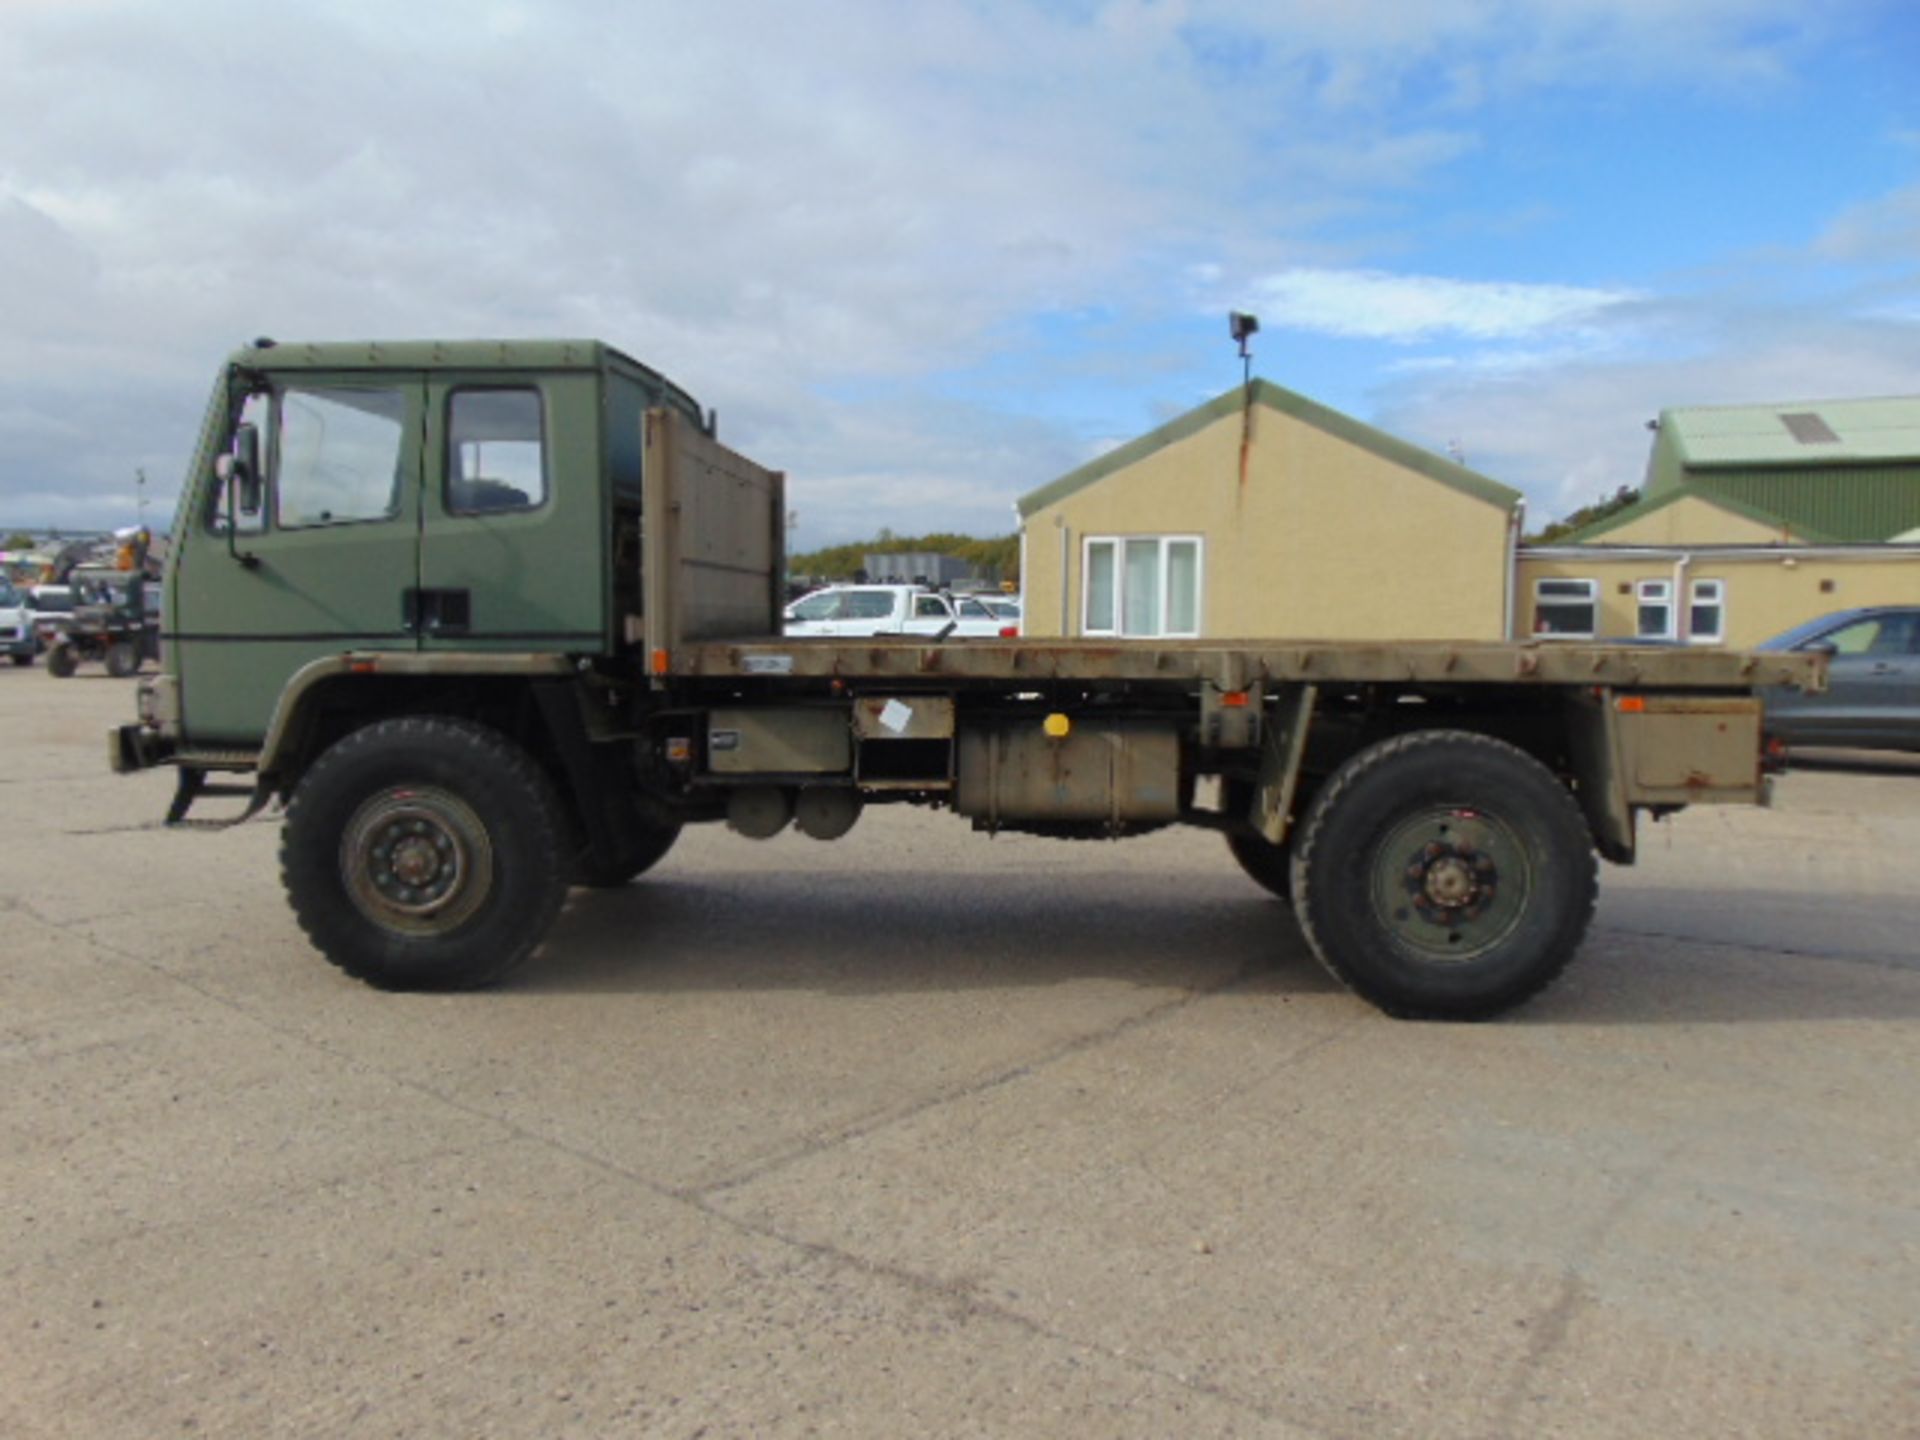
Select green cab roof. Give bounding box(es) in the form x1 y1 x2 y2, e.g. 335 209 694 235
230 338 620 372
224 338 704 416
1018 378 1521 519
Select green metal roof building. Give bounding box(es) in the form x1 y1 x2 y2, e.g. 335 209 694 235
1571 394 1920 544
1524 394 1920 649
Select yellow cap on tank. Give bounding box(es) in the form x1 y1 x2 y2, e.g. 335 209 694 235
1043 713 1072 739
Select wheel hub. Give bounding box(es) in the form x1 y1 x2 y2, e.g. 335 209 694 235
369 817 463 911
1370 805 1531 963
1405 840 1500 924
342 788 492 934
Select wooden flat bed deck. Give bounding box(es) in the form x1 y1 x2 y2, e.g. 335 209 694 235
666 636 1823 692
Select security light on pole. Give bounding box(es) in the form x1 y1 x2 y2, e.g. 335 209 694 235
1229 311 1259 387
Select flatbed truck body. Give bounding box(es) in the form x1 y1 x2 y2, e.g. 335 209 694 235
114 340 1825 1019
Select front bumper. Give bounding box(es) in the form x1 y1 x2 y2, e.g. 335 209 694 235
110 673 182 773
111 722 177 773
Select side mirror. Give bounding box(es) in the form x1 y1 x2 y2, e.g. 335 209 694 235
214 420 265 568
1800 639 1839 657
231 422 264 516
215 427 263 517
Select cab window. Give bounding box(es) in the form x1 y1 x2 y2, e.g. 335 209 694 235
448 389 547 514
276 386 408 528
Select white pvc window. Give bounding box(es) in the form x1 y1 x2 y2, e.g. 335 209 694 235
1533 578 1597 638
1082 535 1202 638
1688 579 1726 644
1085 542 1116 632
1635 579 1673 640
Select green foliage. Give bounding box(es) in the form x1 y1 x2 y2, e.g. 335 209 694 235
1528 486 1641 544
790 531 1021 586
4 532 36 551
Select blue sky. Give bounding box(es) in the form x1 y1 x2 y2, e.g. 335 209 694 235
1 0 1916 542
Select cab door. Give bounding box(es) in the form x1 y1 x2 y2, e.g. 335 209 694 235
171 375 424 745
415 374 606 652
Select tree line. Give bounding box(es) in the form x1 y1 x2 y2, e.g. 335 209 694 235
790 529 1020 585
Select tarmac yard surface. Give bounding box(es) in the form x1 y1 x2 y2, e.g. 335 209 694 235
3 674 1917 1438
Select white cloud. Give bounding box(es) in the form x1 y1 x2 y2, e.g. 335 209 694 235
1249 266 1636 342
1815 183 1920 264
1373 307 1920 524
0 0 1897 537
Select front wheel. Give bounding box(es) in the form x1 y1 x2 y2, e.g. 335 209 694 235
280 717 568 990
45 644 77 678
8 652 30 668
1289 731 1597 1021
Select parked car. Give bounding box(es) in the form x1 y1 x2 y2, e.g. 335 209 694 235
0 580 36 665
978 595 1023 634
1757 606 1920 754
783 584 1011 638
25 584 78 650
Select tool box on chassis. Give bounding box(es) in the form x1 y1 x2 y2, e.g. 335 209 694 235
113 339 1825 1020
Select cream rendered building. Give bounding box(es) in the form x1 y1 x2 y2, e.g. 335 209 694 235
1516 396 1920 648
1017 381 1522 641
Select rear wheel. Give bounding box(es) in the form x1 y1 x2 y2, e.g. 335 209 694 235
45 644 77 678
1290 731 1596 1021
281 717 568 990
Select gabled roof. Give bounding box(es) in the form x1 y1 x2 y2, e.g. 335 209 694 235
1560 485 1834 545
1628 394 1920 543
1017 379 1522 519
1656 394 1920 475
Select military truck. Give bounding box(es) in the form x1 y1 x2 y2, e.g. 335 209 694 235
112 340 1823 1019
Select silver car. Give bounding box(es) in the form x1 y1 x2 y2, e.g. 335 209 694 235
1758 607 1920 754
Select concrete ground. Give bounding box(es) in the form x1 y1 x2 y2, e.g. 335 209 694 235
2 671 1916 1439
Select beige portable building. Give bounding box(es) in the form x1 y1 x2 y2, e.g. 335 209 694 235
1517 395 1920 647
1017 380 1522 640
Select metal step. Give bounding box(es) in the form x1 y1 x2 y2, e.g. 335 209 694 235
172 749 261 772
166 765 273 829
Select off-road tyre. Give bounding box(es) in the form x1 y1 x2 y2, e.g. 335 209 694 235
1226 829 1292 904
1289 730 1596 1021
104 640 141 678
570 819 681 888
280 717 568 991
45 645 77 679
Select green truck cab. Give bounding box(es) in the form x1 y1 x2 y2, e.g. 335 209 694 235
117 339 1824 1020
139 339 704 745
